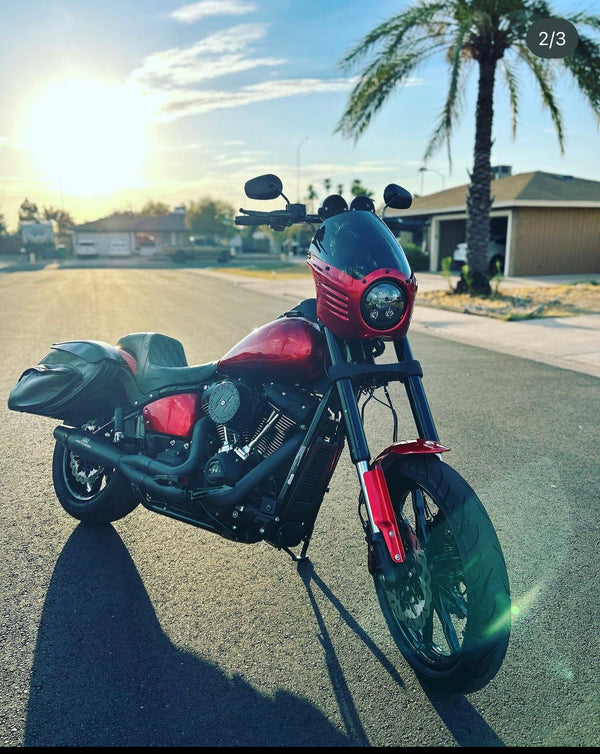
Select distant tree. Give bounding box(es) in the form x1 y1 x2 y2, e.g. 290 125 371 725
336 183 344 196
140 200 171 216
306 184 318 212
0 211 6 235
110 203 136 216
186 198 236 242
350 179 374 198
323 178 332 194
43 206 75 234
18 198 40 223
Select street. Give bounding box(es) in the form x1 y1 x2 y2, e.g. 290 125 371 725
0 267 598 747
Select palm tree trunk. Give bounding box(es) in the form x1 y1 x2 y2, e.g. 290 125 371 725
464 54 497 296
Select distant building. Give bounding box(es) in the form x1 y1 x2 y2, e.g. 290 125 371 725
72 211 189 257
389 171 600 276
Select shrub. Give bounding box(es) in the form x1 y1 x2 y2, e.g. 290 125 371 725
402 242 429 272
441 256 455 291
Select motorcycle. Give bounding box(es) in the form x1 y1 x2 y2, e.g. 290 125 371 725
8 173 511 694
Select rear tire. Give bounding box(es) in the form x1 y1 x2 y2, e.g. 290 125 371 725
374 455 511 694
52 422 140 524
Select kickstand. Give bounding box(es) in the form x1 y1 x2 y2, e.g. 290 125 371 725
282 536 311 562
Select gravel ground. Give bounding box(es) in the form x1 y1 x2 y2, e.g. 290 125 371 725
416 282 600 320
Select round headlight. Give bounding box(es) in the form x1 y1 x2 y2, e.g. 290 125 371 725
360 281 406 330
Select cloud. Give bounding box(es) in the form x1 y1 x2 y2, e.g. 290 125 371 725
154 78 353 121
171 0 257 24
128 22 356 123
131 24 283 88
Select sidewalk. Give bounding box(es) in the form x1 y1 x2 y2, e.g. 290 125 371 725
197 269 600 379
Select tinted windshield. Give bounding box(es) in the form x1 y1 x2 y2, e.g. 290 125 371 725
310 211 412 280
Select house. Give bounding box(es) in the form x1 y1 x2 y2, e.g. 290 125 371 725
72 207 189 257
389 170 600 276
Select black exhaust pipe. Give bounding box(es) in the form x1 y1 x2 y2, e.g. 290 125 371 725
53 422 303 508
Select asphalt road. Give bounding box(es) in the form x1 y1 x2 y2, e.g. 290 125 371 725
0 267 598 747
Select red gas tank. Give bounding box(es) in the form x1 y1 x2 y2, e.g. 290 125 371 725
218 317 326 385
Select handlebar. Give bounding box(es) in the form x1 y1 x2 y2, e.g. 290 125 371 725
235 205 321 231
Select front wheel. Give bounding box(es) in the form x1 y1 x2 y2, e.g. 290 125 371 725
373 455 511 694
52 421 140 524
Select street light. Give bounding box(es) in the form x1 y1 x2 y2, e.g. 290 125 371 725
296 136 310 202
419 166 446 194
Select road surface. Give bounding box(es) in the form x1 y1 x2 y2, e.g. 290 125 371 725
0 267 598 747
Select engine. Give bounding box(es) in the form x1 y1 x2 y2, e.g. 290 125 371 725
201 378 315 487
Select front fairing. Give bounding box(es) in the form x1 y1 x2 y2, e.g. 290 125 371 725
307 210 417 341
310 211 412 279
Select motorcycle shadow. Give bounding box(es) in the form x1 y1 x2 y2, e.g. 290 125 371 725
23 524 353 747
296 560 506 748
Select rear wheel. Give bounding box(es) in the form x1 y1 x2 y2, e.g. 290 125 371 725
374 455 511 693
52 420 140 523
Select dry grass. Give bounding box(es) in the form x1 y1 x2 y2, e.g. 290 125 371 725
417 282 600 320
216 263 600 321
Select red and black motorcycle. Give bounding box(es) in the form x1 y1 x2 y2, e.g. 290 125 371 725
8 174 510 693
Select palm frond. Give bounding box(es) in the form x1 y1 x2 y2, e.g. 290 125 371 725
516 43 565 153
566 10 600 32
338 1 451 70
423 27 470 166
499 58 520 137
335 50 432 140
561 33 600 120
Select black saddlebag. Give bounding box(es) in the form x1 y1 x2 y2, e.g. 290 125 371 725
8 340 124 423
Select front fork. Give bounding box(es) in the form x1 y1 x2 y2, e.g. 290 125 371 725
325 330 442 582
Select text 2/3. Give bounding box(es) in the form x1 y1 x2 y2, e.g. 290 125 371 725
538 29 566 49
526 18 579 59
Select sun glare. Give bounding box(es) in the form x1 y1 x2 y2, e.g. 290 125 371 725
24 78 151 197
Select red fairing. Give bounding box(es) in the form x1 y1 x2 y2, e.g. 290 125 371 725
143 394 199 437
307 259 417 341
218 317 326 385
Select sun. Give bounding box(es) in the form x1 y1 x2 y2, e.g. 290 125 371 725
24 78 151 197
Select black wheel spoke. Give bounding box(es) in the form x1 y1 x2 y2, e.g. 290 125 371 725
411 488 429 545
432 592 462 654
52 419 140 524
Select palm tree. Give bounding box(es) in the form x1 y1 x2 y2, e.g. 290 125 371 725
335 1 600 295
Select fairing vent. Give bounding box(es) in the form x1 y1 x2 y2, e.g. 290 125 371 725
318 280 350 320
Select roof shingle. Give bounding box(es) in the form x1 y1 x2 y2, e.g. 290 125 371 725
74 213 187 232
400 171 600 215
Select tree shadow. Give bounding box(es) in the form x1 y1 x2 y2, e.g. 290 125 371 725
23 525 354 747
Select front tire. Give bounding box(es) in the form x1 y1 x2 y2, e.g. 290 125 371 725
374 455 511 694
52 422 140 524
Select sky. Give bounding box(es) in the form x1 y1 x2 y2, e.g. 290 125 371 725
1 0 599 232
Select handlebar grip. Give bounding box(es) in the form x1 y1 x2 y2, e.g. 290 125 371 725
235 215 264 226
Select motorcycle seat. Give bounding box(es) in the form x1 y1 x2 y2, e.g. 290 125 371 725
117 332 218 394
